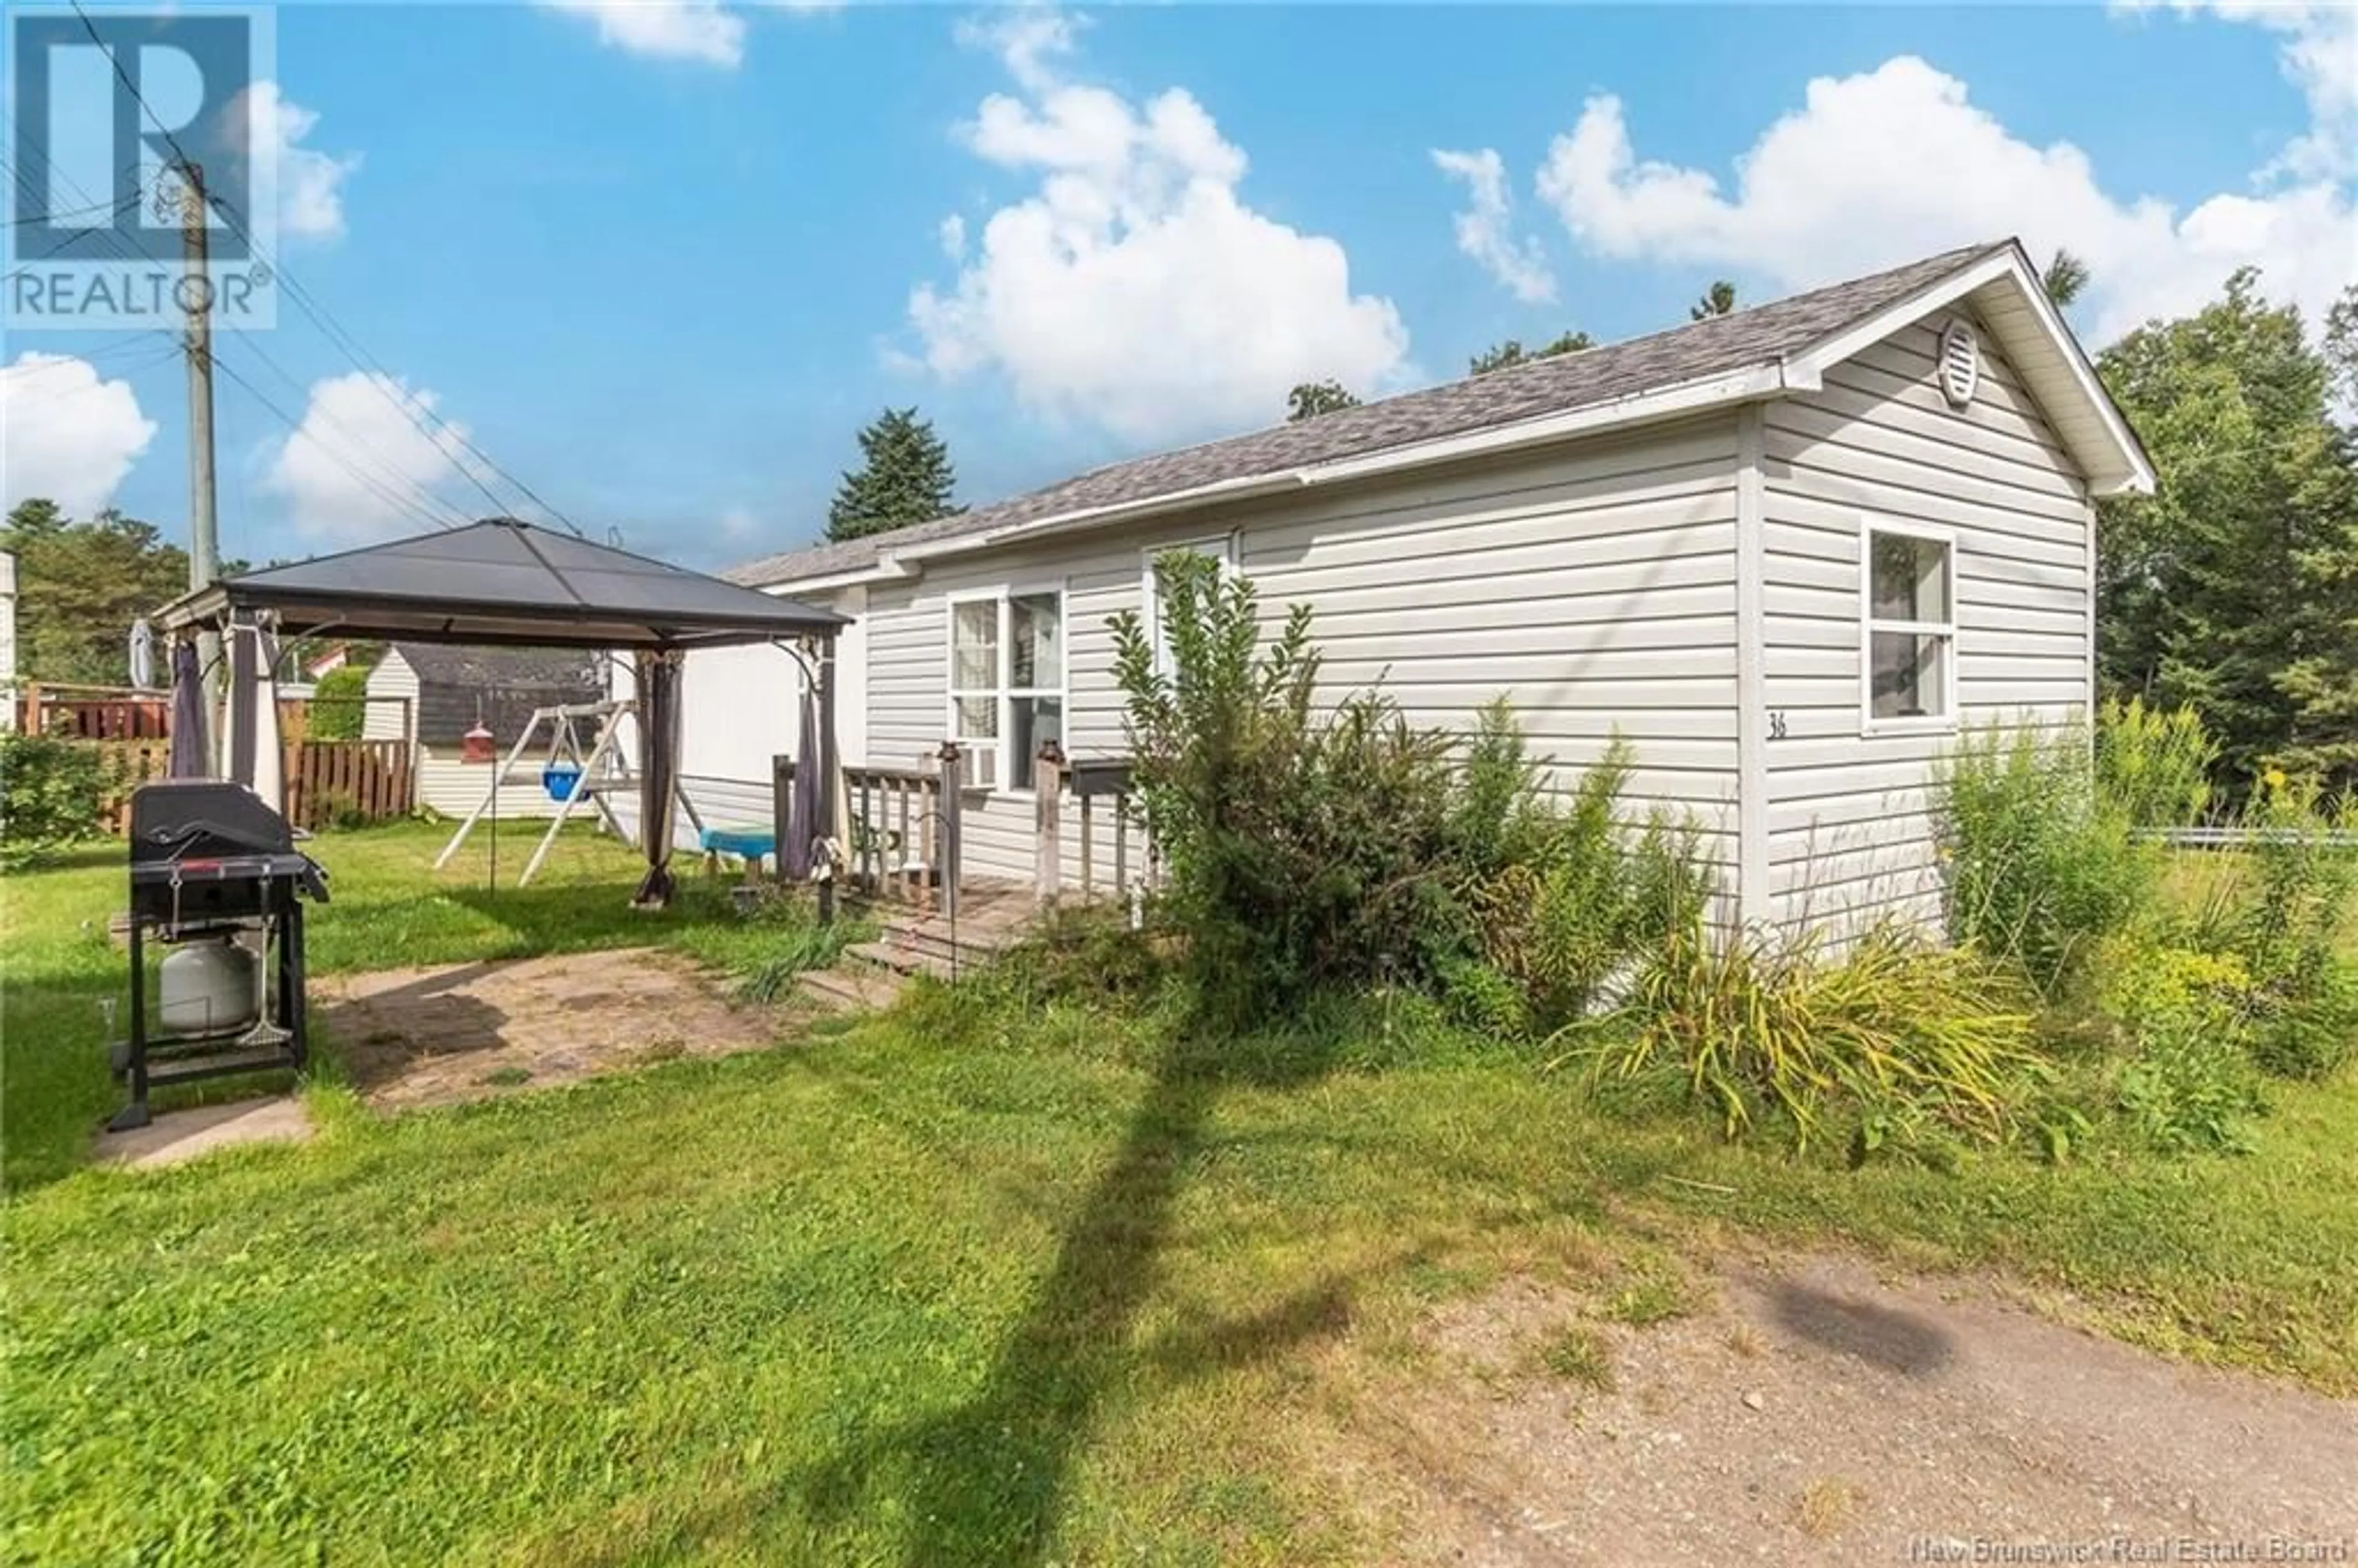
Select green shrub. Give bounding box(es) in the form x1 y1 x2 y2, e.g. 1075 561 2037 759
1470 754 1713 1035
308 664 370 740
2222 778 2358 1079
2247 969 2358 1081
1564 920 2038 1151
1111 557 1720 1034
2117 1031 2263 1155
2085 942 2270 1152
1932 720 2160 996
1436 954 1531 1040
0 731 104 869
2094 941 2256 1045
2096 697 2218 828
990 902 1169 1009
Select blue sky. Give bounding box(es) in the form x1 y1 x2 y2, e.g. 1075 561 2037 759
4 1 2350 573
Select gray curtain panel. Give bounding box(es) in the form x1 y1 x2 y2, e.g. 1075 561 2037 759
631 649 683 907
785 680 819 880
166 640 211 779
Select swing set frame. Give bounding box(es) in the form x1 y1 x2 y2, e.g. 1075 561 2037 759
431 699 706 887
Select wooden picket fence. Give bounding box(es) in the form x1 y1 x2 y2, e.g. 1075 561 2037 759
281 740 414 831
85 738 414 836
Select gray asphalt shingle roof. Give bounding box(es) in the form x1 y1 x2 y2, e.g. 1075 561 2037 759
729 241 2007 589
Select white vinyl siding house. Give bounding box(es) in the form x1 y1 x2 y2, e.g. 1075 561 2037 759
849 420 1743 896
679 240 2149 936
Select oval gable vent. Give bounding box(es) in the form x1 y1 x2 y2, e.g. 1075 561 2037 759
1937 320 1980 409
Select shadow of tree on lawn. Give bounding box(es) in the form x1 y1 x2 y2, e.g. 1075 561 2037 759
577 1027 1387 1567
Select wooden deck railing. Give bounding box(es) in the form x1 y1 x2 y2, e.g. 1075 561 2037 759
774 745 969 914
14 682 172 740
1032 743 1151 910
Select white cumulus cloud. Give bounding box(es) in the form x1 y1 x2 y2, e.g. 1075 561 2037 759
541 0 836 66
905 10 1409 441
542 1 749 66
1 353 158 514
262 371 483 540
1432 147 1556 304
223 82 361 243
1533 54 2356 342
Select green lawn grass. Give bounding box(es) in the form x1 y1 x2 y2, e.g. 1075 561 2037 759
0 821 847 1190
5 839 2356 1564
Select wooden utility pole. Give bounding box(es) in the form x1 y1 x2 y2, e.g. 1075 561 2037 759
179 161 222 701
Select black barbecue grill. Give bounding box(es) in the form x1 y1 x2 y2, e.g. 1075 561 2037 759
112 782 329 1131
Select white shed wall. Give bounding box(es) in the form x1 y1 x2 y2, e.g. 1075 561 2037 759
1759 313 2095 936
361 651 417 742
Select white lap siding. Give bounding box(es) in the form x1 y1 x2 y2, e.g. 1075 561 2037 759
855 416 1745 898
1759 315 2094 936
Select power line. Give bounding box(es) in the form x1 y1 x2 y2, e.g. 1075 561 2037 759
66 0 587 539
222 220 586 535
217 334 478 530
208 348 477 535
1 330 178 376
3 339 182 389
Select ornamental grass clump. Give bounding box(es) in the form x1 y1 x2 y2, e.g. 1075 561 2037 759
1562 920 2039 1152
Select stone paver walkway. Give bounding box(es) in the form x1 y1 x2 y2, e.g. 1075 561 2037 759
319 947 774 1111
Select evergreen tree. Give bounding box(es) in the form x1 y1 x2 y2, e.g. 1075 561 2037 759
1689 281 1737 320
1285 380 1361 422
1 500 193 685
1468 328 1593 377
2043 249 2092 309
826 408 960 543
2096 270 2358 788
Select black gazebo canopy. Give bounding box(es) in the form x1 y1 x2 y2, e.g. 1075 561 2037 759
157 517 846 649
157 518 846 907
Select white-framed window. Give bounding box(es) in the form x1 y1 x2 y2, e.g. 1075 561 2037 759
1859 519 1957 732
946 586 1065 792
1141 533 1237 677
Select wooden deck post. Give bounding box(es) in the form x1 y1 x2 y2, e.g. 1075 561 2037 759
1034 740 1066 905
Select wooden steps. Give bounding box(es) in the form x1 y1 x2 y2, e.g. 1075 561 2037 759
792 882 1036 1014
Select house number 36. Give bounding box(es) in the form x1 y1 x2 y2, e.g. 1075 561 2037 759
1768 710 1789 740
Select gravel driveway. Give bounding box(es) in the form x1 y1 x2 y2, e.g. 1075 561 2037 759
1334 1253 2357 1564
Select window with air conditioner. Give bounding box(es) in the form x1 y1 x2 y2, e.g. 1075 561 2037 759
947 588 1064 791
1861 521 1956 731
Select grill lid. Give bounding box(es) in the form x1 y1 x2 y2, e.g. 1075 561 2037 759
128 781 297 864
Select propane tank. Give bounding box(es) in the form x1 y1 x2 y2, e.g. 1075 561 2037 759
158 935 259 1036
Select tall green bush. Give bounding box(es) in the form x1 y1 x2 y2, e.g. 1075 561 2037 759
1110 556 1711 1029
1110 553 1464 1019
2230 778 2358 1079
1932 720 2160 996
2096 697 2217 828
1467 742 1712 1034
0 732 104 870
